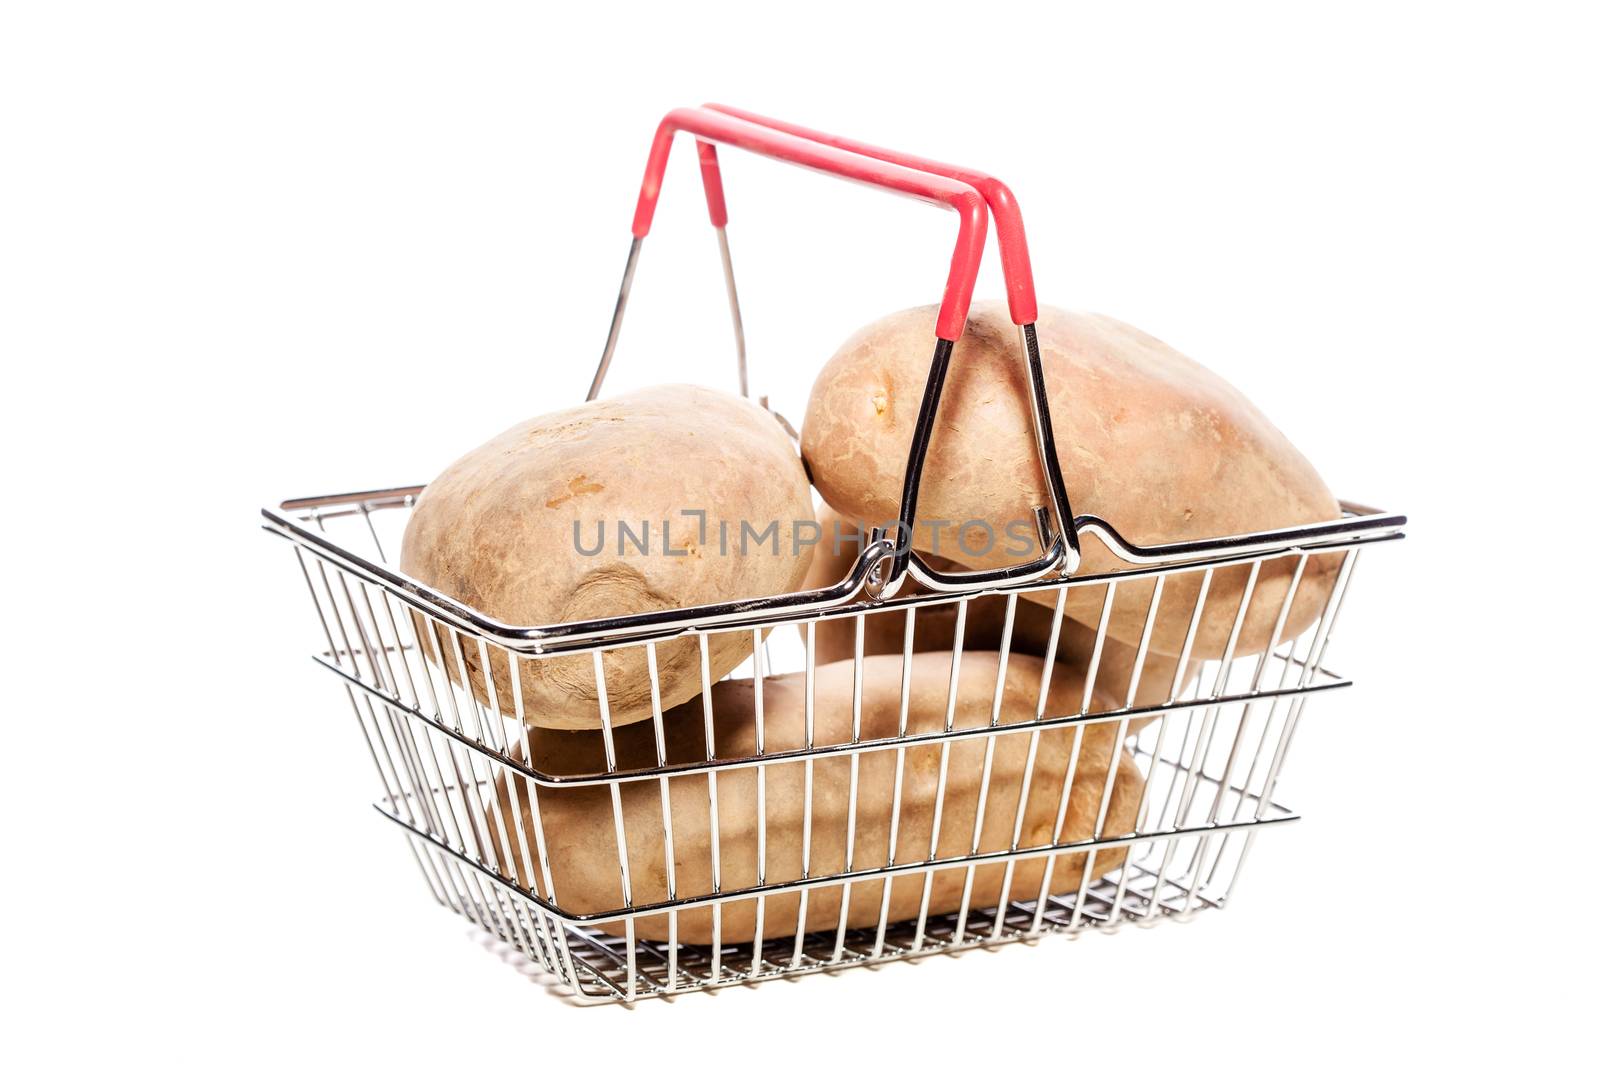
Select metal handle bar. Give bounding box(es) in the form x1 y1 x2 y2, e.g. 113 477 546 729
588 106 1078 594
595 105 987 385
698 104 1078 571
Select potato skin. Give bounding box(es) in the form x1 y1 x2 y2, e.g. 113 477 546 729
492 652 1144 944
401 384 815 729
803 507 1200 716
801 303 1344 659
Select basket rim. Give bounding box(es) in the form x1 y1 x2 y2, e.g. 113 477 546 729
261 486 1405 655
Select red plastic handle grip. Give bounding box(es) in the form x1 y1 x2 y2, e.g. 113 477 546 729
694 138 728 228
703 103 1039 326
630 107 988 342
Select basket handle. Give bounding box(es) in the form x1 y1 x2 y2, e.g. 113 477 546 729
590 106 1078 591
702 103 1038 326
626 107 987 341
690 105 1079 576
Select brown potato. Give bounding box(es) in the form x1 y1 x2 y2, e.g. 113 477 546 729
401 385 815 729
804 507 1200 714
492 652 1144 943
801 303 1344 660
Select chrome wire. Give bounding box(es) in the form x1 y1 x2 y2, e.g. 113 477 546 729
276 489 1398 1003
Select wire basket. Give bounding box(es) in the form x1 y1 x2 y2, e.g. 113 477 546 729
261 106 1405 1003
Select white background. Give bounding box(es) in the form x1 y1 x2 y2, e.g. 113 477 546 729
4 1 1596 1062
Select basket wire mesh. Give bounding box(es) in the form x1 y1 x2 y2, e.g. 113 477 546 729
265 489 1396 1003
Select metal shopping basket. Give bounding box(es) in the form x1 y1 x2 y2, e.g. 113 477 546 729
261 106 1406 1003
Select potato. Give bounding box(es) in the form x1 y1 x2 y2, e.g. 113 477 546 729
491 651 1144 943
401 384 815 729
801 303 1344 660
804 507 1200 713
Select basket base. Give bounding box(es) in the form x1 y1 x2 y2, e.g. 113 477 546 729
402 831 1246 1004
